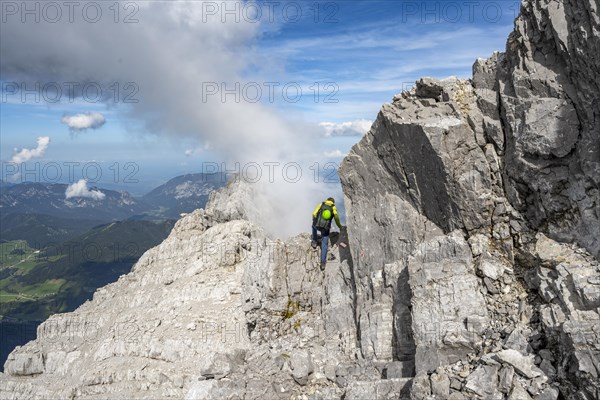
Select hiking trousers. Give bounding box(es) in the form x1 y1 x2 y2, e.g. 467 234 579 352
312 225 329 264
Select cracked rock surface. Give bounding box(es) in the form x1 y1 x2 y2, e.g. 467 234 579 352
1 0 598 399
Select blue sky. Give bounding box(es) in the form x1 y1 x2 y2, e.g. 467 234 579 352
1 0 518 194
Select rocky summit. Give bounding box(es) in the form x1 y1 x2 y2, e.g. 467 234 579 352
2 0 599 399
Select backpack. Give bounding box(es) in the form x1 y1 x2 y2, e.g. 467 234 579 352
314 202 334 230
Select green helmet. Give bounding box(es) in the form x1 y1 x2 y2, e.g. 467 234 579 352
322 209 332 220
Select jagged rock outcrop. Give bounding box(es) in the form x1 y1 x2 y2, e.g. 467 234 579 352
0 178 375 399
1 0 599 399
496 0 599 257
339 0 599 398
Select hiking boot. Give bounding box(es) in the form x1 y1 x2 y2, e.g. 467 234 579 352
311 240 318 249
320 262 326 271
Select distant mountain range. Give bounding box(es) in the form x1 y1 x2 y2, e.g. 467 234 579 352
0 182 146 221
0 180 14 189
141 173 225 218
0 173 225 223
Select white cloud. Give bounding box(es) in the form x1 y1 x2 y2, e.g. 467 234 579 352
184 142 212 156
61 112 106 132
11 136 50 163
319 119 373 137
0 2 301 164
324 149 345 158
65 179 106 201
0 2 363 239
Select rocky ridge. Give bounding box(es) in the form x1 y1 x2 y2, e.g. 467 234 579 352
1 0 599 399
339 0 599 398
1 178 362 399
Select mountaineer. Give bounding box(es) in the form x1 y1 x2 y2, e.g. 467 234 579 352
311 197 343 270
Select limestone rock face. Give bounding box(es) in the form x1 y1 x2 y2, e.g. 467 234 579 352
339 0 599 397
0 180 367 399
2 0 599 399
408 231 489 373
496 0 600 257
